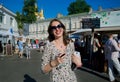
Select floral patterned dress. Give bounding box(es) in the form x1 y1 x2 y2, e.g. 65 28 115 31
41 42 77 82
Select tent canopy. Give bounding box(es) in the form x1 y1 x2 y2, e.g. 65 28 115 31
72 26 120 35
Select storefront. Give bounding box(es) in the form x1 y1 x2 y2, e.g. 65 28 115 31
72 26 120 72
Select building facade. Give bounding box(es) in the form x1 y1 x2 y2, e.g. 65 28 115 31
0 4 18 43
24 13 90 39
24 8 120 40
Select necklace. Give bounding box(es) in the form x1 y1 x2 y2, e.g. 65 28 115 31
54 40 64 48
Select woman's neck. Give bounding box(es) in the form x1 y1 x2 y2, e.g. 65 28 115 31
54 37 66 52
54 37 64 44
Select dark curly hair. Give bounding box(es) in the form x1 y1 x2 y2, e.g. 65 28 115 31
47 19 69 45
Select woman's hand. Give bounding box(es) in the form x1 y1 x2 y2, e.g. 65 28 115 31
51 53 65 67
57 53 65 64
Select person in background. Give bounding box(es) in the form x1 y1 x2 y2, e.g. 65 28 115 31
118 39 120 47
18 37 24 58
118 39 120 58
35 39 39 48
6 40 12 55
39 40 46 52
31 39 35 48
0 41 3 53
14 38 19 54
104 33 120 82
74 38 81 52
41 19 81 82
91 33 101 71
25 38 32 59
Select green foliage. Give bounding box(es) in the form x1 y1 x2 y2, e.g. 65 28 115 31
15 0 38 30
67 0 90 15
15 12 23 29
22 0 38 23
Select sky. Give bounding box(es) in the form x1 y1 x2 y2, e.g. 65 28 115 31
0 0 120 19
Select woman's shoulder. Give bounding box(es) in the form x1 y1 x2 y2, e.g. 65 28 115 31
66 41 74 48
45 41 53 47
69 40 74 45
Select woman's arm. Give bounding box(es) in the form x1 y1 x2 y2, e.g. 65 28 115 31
41 43 63 73
70 42 82 67
72 51 82 67
42 59 58 73
42 55 64 73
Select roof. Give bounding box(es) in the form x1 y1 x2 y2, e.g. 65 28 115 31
0 4 16 17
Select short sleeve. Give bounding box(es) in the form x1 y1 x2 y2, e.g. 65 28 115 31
41 43 51 72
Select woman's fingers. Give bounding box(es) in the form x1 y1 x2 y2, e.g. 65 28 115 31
57 56 64 64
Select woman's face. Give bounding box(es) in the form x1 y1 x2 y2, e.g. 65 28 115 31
50 21 64 39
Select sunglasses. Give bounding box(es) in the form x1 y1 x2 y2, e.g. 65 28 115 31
50 24 64 30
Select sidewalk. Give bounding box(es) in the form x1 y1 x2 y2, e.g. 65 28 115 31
0 53 6 57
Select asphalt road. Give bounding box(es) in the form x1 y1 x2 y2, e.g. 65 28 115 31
0 49 113 82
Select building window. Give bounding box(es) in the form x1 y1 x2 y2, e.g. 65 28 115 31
10 17 13 26
0 15 3 23
4 15 6 24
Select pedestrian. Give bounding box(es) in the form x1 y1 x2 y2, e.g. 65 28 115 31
35 39 39 48
41 19 81 82
91 33 101 71
118 39 120 58
25 38 32 59
18 37 24 58
6 40 12 55
118 40 120 46
0 41 3 53
104 33 120 82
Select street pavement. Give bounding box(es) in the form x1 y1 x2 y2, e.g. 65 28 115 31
0 49 119 82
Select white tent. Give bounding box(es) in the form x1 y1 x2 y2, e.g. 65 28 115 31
72 26 120 35
2 28 14 36
72 29 91 35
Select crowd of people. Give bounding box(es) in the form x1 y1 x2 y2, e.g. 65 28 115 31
16 37 47 59
0 36 47 59
0 18 120 82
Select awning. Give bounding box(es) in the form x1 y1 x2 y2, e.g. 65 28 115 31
72 29 91 35
0 31 8 37
95 26 120 32
72 26 120 35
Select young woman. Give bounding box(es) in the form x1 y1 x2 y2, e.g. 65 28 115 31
41 19 81 82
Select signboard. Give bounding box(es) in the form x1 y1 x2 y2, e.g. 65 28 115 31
82 18 100 29
91 10 120 27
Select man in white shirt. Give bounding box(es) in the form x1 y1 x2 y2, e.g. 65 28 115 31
104 33 120 82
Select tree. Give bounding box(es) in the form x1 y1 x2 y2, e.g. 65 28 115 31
15 0 38 35
67 0 90 15
15 12 23 29
22 0 38 23
15 12 24 35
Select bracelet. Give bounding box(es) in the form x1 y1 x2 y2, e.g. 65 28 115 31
49 61 54 68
